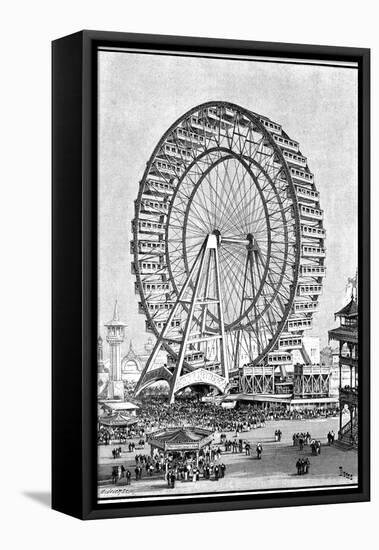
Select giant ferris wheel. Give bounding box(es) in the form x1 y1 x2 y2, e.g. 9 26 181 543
132 102 325 403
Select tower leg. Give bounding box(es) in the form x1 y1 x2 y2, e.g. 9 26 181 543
214 243 229 382
136 234 230 404
168 235 230 402
168 241 208 404
134 241 206 397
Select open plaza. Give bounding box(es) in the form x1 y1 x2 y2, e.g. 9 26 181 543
97 404 357 500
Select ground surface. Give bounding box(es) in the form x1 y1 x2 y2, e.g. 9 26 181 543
97 415 357 499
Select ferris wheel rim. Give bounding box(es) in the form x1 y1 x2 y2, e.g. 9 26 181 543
133 100 312 366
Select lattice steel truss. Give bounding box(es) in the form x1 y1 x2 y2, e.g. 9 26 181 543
293 364 331 397
239 366 275 394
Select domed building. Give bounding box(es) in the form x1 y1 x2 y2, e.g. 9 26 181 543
121 341 143 382
97 301 168 390
120 337 167 382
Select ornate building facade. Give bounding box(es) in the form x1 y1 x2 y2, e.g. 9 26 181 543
329 284 358 448
98 303 167 397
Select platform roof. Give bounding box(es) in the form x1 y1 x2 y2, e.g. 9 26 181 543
335 298 358 318
223 394 338 405
102 401 139 412
99 412 138 427
147 427 213 452
328 326 358 344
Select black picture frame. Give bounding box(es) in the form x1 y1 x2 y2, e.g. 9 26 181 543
52 30 370 520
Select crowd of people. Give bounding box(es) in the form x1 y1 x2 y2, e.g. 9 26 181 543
165 458 227 486
132 397 338 435
108 432 270 485
98 397 343 487
292 432 324 455
292 432 312 449
295 457 310 475
111 465 131 484
111 446 122 459
274 429 282 442
310 440 322 455
165 461 226 488
127 441 137 452
98 426 133 445
135 397 268 433
98 425 145 445
108 445 230 486
98 398 339 448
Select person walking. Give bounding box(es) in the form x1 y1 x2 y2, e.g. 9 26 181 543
170 471 176 488
214 465 219 481
256 443 263 459
126 469 131 485
112 466 118 484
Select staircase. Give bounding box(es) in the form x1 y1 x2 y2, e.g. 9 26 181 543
336 417 358 450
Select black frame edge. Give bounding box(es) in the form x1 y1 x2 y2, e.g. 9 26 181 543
52 31 85 519
358 47 370 502
52 30 370 520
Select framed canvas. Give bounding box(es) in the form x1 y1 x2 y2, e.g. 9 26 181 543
52 30 370 520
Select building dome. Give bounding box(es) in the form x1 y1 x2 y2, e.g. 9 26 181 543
121 341 143 382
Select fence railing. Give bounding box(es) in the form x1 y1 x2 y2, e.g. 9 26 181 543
339 419 352 436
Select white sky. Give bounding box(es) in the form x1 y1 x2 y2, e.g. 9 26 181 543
98 50 358 356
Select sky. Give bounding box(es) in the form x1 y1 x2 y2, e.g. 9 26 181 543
98 50 358 358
